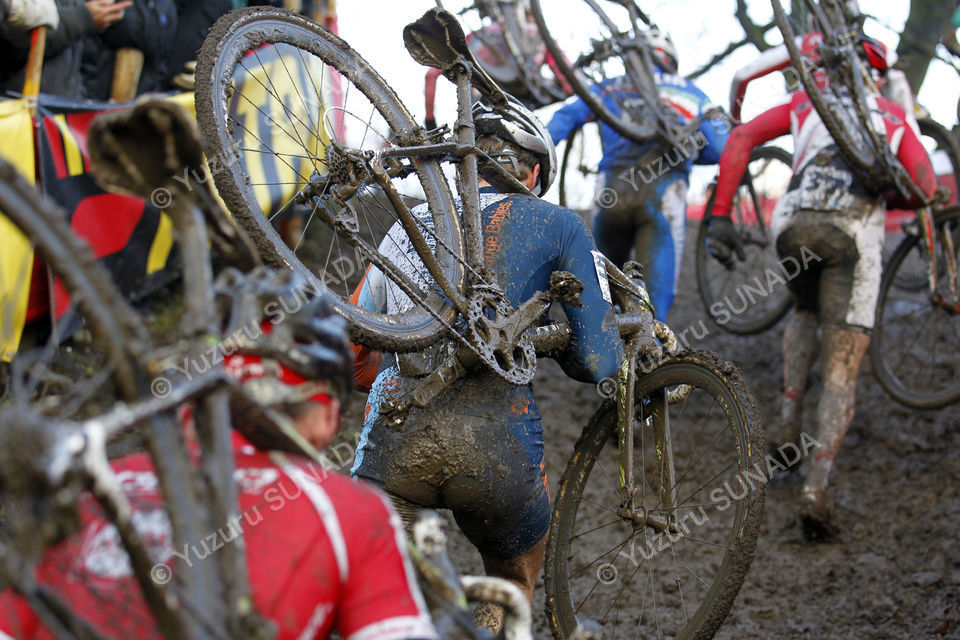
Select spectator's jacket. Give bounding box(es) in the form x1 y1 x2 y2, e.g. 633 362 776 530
82 0 178 100
0 433 437 640
1 0 96 97
547 69 728 174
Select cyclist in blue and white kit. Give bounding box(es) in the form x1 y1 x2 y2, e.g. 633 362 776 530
351 101 622 634
547 28 729 320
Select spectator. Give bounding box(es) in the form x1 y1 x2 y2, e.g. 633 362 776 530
165 0 232 91
1 0 131 98
82 0 177 101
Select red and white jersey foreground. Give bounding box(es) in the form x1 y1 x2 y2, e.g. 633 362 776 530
0 433 437 640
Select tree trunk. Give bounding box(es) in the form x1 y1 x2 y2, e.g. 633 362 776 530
896 0 955 92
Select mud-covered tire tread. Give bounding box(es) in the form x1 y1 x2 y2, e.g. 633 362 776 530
918 117 960 202
544 349 765 640
871 205 960 409
770 0 881 184
0 158 148 399
195 7 462 353
696 146 794 335
531 0 659 146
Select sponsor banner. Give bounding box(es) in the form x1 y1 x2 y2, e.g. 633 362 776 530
0 99 35 361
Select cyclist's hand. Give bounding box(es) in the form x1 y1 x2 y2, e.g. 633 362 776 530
425 117 437 131
706 216 745 268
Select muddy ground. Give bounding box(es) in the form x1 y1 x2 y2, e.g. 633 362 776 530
356 222 960 639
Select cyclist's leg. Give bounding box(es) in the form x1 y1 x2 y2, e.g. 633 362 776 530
436 381 550 632
592 169 640 267
799 204 884 539
631 177 684 320
772 222 823 455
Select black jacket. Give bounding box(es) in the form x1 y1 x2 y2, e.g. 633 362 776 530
165 0 232 86
81 0 177 101
1 0 97 98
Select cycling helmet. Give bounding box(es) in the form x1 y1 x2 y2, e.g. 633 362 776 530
472 98 557 196
214 266 353 408
857 35 888 72
646 27 678 75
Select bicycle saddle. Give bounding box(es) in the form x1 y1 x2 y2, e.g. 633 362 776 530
403 8 508 109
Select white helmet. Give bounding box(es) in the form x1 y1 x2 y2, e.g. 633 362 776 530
472 98 557 196
647 27 678 74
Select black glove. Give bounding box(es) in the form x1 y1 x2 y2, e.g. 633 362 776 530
425 117 437 131
706 216 745 268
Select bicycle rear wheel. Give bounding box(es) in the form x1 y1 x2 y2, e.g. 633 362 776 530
196 7 464 353
870 205 960 409
884 118 960 292
696 146 794 335
532 0 673 146
544 350 765 640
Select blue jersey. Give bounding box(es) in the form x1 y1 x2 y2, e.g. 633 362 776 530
354 188 623 384
547 69 729 173
351 189 623 556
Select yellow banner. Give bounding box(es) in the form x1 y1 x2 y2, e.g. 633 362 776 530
0 99 36 362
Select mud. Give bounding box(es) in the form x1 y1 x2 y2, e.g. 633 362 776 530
392 220 960 639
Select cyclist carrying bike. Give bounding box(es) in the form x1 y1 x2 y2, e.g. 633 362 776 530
0 272 438 640
546 27 729 320
351 101 622 633
707 33 939 540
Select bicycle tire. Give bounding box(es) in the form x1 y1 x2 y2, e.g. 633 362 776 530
918 117 960 205
544 350 765 640
770 0 880 182
870 205 960 409
0 158 147 404
885 118 960 292
0 158 221 638
531 0 667 146
696 146 794 335
195 7 464 354
558 126 579 210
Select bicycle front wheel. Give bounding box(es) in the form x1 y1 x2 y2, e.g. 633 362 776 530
532 0 669 146
871 205 960 409
544 351 765 640
696 146 794 335
196 7 464 353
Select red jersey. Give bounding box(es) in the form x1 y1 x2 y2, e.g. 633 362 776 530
713 90 938 218
0 435 437 640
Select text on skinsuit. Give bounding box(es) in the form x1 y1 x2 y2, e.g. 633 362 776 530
484 200 513 269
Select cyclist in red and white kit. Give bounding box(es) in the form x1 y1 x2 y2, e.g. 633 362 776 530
0 270 437 640
708 33 939 540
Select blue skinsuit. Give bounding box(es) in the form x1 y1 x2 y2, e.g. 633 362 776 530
351 187 623 558
547 70 728 319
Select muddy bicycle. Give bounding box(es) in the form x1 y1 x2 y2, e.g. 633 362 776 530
770 0 960 408
0 99 550 640
192 7 765 639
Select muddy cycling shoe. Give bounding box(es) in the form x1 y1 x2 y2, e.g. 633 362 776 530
799 487 840 542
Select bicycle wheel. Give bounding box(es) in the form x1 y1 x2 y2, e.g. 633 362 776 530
196 7 464 353
0 158 147 414
870 205 960 409
557 124 601 213
884 118 960 292
770 0 883 183
0 158 228 638
532 0 674 146
544 350 765 640
696 146 794 335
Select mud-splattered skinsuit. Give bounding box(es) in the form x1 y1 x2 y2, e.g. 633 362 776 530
712 88 937 529
351 187 622 559
547 70 729 319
